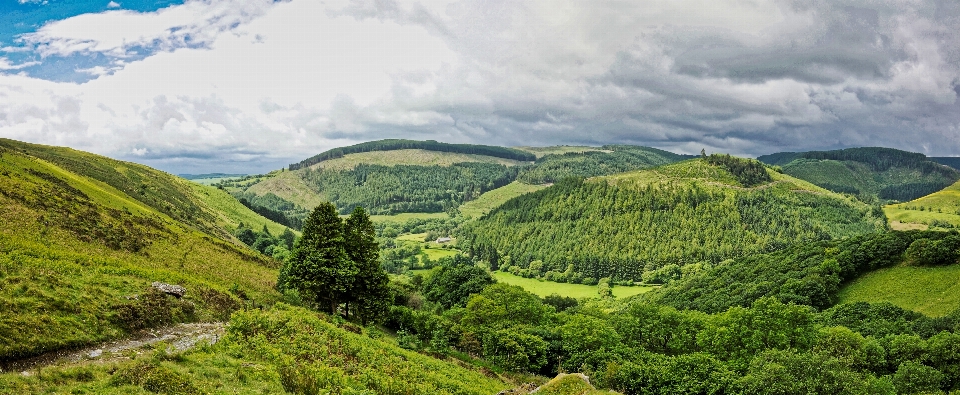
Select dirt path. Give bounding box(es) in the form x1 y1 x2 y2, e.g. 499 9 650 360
0 322 225 375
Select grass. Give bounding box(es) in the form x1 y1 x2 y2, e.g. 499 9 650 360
369 212 451 223
492 272 654 299
310 149 527 170
458 181 549 218
838 263 960 317
0 304 510 394
0 143 282 361
883 180 960 229
244 169 327 210
514 146 610 158
187 183 293 236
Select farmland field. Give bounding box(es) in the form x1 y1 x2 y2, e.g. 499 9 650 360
837 263 960 317
492 271 655 299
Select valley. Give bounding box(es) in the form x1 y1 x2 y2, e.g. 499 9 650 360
1 138 960 394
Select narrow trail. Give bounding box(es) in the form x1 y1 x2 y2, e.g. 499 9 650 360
0 322 225 375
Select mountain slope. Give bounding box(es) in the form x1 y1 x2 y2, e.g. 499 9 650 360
758 147 960 201
0 140 286 361
883 178 960 230
462 156 886 282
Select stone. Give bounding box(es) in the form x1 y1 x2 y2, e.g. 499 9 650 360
151 282 186 298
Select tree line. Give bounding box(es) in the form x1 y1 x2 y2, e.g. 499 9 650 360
289 139 536 170
515 145 688 184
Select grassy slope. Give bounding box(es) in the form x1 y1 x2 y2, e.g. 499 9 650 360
0 305 510 394
777 158 958 200
0 142 283 360
244 149 528 211
515 146 610 158
838 263 960 317
188 182 291 236
492 272 654 299
884 179 960 229
458 181 549 219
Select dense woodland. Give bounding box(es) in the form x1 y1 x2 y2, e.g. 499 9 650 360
758 147 960 202
299 162 518 215
462 159 885 282
289 139 536 170
515 145 689 184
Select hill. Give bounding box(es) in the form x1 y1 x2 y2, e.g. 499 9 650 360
462 155 886 282
758 147 960 202
883 178 960 230
230 140 690 219
0 139 288 361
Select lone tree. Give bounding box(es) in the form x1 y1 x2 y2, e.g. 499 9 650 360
279 202 356 314
344 206 389 325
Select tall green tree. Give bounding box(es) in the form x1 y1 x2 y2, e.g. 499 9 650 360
280 202 356 314
344 206 390 325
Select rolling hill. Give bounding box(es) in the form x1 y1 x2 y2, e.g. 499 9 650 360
758 147 960 202
228 140 691 220
883 178 960 230
462 155 887 282
0 139 290 361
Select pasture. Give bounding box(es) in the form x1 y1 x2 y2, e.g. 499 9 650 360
458 181 548 218
838 263 960 317
492 272 655 299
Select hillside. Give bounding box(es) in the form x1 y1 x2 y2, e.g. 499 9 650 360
883 178 960 230
758 147 960 202
0 139 288 361
230 140 690 219
462 155 886 282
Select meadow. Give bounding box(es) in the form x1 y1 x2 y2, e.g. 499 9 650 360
837 263 960 317
458 181 548 218
492 272 654 299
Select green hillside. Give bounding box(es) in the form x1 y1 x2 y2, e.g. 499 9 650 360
458 181 548 219
462 156 886 282
231 140 690 220
0 140 287 361
838 263 960 317
0 304 510 394
884 178 960 230
758 147 960 202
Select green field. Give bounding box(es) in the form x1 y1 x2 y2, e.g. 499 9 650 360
188 176 243 185
492 272 654 299
515 146 609 158
884 179 960 229
369 212 451 223
838 263 960 317
458 181 549 218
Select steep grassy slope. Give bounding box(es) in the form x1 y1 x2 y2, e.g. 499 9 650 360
758 147 960 202
0 304 510 394
463 157 886 282
884 178 960 229
0 141 285 361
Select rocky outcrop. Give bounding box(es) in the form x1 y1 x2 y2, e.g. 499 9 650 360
151 282 186 298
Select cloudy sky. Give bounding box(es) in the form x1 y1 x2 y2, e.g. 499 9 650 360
1 0 959 174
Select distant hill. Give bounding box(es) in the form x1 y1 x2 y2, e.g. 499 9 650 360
178 173 246 180
930 157 960 170
462 155 886 283
229 140 690 217
758 147 960 202
0 139 287 361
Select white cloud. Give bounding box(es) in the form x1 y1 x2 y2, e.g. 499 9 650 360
107 1 120 8
1 0 959 173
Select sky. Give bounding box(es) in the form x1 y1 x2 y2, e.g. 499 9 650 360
0 0 959 174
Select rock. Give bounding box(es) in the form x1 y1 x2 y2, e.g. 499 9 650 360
87 349 102 358
152 282 186 298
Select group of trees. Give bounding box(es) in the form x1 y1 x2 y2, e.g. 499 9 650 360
462 169 884 282
515 145 688 184
299 163 518 215
277 203 390 325
289 139 536 170
383 254 960 394
234 192 307 230
654 230 960 313
704 154 772 187
234 223 296 261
